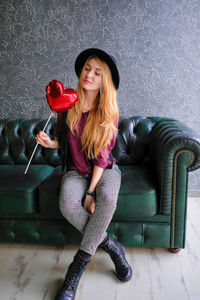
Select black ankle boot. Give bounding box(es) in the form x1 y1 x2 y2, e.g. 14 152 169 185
100 236 132 282
55 251 90 300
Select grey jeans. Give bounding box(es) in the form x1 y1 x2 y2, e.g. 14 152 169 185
59 164 121 255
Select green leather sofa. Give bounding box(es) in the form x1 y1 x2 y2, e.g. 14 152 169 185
0 116 200 251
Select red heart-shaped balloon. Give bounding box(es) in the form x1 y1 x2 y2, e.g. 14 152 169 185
46 80 78 113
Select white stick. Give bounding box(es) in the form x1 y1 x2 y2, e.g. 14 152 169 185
24 111 55 174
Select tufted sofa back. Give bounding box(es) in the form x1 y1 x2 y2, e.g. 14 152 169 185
113 116 176 165
0 116 176 167
0 118 60 166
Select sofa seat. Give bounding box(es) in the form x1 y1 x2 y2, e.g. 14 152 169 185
38 165 158 220
0 165 55 214
39 166 63 217
114 165 157 220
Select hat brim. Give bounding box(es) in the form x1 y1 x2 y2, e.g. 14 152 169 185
75 48 119 89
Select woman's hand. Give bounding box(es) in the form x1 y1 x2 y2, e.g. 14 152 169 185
84 194 95 214
36 131 59 149
83 165 104 214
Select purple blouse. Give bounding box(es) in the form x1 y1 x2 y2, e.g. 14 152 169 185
56 112 117 177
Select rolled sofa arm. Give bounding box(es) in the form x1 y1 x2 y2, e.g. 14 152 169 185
114 116 200 249
149 118 200 217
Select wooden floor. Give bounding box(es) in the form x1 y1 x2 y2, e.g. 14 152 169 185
0 196 200 300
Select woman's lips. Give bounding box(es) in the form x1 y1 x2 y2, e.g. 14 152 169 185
83 79 92 84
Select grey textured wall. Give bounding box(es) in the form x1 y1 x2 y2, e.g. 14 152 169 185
1 0 200 189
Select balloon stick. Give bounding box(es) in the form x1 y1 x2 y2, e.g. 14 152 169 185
24 111 55 174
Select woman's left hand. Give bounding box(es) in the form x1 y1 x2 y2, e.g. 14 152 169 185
84 195 95 214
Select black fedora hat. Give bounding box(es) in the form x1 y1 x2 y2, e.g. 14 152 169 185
75 48 120 89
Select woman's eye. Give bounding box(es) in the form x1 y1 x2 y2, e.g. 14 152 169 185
95 73 100 76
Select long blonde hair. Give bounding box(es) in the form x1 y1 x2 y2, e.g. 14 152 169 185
67 56 119 159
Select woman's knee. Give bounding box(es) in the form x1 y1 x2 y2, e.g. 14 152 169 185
96 189 118 210
96 177 120 208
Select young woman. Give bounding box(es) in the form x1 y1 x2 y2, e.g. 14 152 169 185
36 48 132 300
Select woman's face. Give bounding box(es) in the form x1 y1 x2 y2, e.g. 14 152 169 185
80 58 102 92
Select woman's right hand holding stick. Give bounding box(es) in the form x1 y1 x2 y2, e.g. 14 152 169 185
36 131 59 149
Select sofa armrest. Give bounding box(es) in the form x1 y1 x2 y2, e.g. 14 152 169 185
149 119 200 216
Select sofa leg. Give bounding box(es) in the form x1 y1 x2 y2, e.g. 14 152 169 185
168 248 181 254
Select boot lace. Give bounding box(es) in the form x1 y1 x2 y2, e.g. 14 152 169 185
104 242 127 269
64 260 88 291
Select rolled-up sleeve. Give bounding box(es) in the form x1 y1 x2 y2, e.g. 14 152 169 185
93 133 117 169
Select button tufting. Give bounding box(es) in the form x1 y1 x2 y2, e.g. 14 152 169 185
17 128 21 136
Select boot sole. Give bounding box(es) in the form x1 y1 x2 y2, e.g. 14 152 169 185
116 271 133 282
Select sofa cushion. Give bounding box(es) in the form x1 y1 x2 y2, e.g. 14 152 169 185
0 165 55 214
38 166 63 217
38 165 157 220
113 165 157 220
